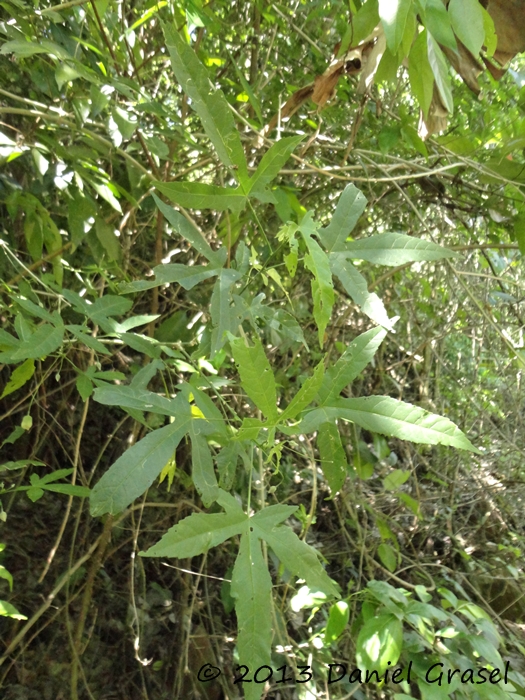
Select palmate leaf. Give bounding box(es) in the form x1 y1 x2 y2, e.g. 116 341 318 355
319 185 367 253
210 269 243 357
247 135 304 197
280 359 325 421
329 253 395 331
188 425 219 507
93 385 179 418
118 263 219 294
231 530 273 700
342 232 459 266
255 519 339 597
317 327 388 405
154 181 247 214
297 396 480 452
230 336 279 422
90 395 193 516
299 214 334 347
0 324 64 364
162 23 249 185
140 491 247 558
153 194 226 266
317 422 348 494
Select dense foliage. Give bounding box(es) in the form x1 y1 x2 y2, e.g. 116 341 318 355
1 1 525 699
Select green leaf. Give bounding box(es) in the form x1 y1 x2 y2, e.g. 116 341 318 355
409 30 434 117
162 23 249 184
231 530 273 699
383 469 410 491
0 599 27 620
324 600 349 644
356 614 403 675
76 373 93 401
427 33 453 114
67 326 112 355
188 427 219 507
252 514 339 597
140 492 247 558
378 0 414 54
118 263 219 294
230 336 278 422
298 396 480 452
43 483 91 498
93 385 180 417
448 0 484 58
377 542 398 572
300 214 334 347
152 194 225 266
338 0 379 55
329 253 394 330
90 397 193 516
95 216 121 262
318 327 388 405
0 325 64 364
247 136 304 196
280 360 325 421
0 358 35 399
317 422 348 494
481 6 497 57
422 0 457 52
154 181 247 214
319 185 367 253
342 232 458 265
0 565 13 591
210 269 243 357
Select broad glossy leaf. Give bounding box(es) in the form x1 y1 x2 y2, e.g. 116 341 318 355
140 492 247 558
318 327 387 405
448 0 484 58
248 136 303 196
317 422 348 494
154 181 247 214
0 325 64 364
254 520 339 597
280 360 324 421
231 530 273 700
427 33 453 114
90 397 192 516
329 253 394 330
356 614 403 674
210 269 243 357
379 0 414 54
231 336 279 422
153 194 226 266
162 23 249 184
319 185 367 253
298 396 480 452
342 233 458 265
